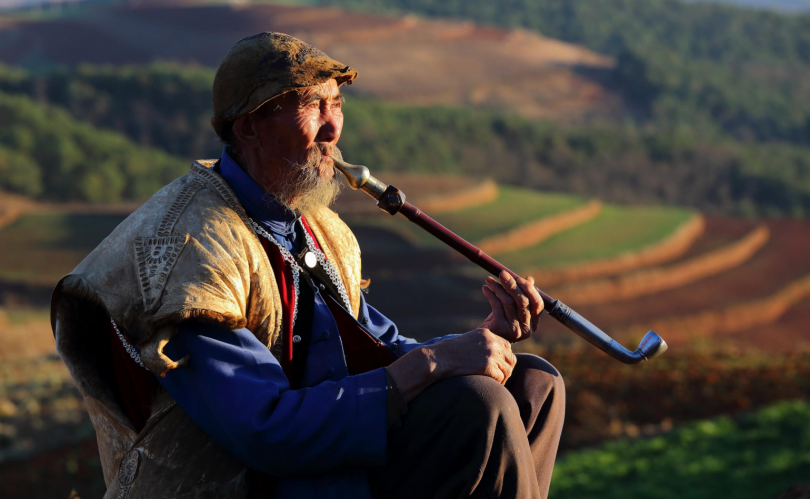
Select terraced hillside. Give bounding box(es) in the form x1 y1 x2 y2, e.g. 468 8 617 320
339 178 810 360
4 175 798 348
3 176 810 497
0 2 622 122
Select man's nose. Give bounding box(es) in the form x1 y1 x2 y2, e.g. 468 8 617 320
316 109 341 144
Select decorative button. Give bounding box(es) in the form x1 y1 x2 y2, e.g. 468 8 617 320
319 283 326 291
293 335 302 344
304 251 318 268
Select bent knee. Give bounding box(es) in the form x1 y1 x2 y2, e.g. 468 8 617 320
429 375 522 427
513 353 565 400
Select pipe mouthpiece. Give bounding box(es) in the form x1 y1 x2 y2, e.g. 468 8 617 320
331 156 370 190
638 331 668 360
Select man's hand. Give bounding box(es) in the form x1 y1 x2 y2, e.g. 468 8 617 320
430 328 517 385
387 272 542 402
479 271 544 342
387 328 518 402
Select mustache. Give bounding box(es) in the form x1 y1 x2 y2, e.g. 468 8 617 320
303 143 342 168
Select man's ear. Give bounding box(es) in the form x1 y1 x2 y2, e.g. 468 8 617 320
232 114 262 149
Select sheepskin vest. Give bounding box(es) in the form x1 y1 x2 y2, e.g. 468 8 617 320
50 160 364 498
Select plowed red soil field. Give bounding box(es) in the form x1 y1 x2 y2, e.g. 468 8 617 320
666 216 757 265
722 296 810 352
0 2 622 121
571 219 810 326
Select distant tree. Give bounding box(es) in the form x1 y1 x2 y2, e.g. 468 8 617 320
0 92 186 202
0 146 42 197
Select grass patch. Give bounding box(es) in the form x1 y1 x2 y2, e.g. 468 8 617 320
346 192 690 270
430 187 585 243
500 205 693 270
347 187 586 248
0 213 127 284
550 400 810 498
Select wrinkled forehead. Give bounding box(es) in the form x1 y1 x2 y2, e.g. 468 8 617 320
295 79 342 100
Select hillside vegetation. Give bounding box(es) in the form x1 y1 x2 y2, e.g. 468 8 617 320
2 64 810 214
0 89 186 202
550 400 810 498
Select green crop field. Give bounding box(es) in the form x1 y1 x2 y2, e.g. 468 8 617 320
550 400 810 498
0 213 127 284
430 187 586 243
345 186 587 248
499 205 693 270
346 190 691 269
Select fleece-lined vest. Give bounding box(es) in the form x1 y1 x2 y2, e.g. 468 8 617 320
50 160 364 497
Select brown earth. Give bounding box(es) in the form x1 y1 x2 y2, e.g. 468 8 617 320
729 296 810 353
619 272 810 346
566 218 810 328
667 216 756 263
0 2 623 122
551 224 769 305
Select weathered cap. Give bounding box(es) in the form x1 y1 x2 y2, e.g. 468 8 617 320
212 32 358 138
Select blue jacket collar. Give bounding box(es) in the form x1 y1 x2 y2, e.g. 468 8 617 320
218 148 299 236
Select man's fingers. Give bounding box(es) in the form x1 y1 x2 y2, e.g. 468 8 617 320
496 272 531 335
520 275 544 317
487 278 528 337
483 286 506 334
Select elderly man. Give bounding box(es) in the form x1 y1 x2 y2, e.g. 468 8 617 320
51 33 565 498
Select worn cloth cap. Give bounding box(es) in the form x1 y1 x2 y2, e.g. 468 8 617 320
212 32 358 138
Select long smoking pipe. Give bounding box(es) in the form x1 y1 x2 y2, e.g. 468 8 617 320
332 156 668 364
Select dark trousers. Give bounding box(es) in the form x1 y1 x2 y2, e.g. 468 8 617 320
368 354 566 498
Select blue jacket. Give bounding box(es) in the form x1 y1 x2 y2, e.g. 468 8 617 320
157 150 453 497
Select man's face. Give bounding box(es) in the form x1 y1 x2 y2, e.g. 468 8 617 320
239 78 345 213
259 78 344 174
